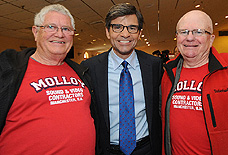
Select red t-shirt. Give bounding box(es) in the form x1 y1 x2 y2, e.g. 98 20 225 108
0 58 95 154
170 63 211 155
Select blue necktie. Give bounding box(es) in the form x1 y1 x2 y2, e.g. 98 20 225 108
119 60 136 155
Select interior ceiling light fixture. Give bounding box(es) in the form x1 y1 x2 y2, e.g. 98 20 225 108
225 16 228 19
195 4 200 8
157 0 160 32
215 23 218 26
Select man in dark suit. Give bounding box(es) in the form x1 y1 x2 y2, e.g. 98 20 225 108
81 3 163 155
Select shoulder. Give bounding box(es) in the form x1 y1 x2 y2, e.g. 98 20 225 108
135 49 162 63
0 48 36 68
65 58 86 73
211 47 228 67
81 51 109 67
1 47 36 56
219 53 228 62
0 49 19 60
136 49 161 60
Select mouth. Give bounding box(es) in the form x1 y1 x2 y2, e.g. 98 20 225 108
118 40 131 43
184 44 198 47
50 41 65 44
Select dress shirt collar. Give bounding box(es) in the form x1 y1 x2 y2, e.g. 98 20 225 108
109 48 137 70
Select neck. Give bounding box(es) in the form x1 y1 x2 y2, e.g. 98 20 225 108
31 51 65 66
113 48 134 60
183 58 209 68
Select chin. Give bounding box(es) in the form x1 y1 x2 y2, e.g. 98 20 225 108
118 48 134 54
183 53 198 59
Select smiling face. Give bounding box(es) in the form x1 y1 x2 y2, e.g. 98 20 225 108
176 10 215 68
32 11 74 62
106 14 142 59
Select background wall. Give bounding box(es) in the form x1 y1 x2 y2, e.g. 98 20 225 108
0 35 35 52
213 32 228 53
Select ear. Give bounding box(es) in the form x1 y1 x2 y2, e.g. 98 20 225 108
210 34 215 47
32 26 39 41
105 27 110 39
137 29 143 40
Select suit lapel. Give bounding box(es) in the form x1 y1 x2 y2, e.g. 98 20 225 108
136 50 154 131
95 52 110 130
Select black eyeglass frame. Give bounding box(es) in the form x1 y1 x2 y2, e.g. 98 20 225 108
110 24 140 34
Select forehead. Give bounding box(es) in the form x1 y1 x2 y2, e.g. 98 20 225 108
43 11 71 25
111 14 138 25
177 12 210 30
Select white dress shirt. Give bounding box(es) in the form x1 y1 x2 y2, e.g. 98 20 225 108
108 49 149 145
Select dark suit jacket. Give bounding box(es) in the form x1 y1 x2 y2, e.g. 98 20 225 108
81 49 163 155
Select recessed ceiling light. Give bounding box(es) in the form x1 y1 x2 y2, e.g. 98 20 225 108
146 42 149 44
195 4 200 8
141 34 145 37
215 23 218 26
225 16 228 19
144 39 147 41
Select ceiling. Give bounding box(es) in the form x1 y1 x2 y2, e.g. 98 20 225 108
0 0 228 54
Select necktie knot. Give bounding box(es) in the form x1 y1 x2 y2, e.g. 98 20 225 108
122 60 128 69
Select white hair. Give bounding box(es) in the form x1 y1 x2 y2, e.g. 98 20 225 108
34 4 75 29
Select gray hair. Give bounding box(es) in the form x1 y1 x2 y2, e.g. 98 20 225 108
34 4 75 29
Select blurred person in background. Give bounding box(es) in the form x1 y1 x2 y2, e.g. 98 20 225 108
161 50 170 64
152 50 161 57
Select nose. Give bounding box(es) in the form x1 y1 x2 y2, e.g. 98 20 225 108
186 31 195 41
55 27 64 37
120 27 130 38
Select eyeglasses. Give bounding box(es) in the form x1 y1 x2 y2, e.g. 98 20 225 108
176 29 212 37
36 25 75 36
110 24 139 34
